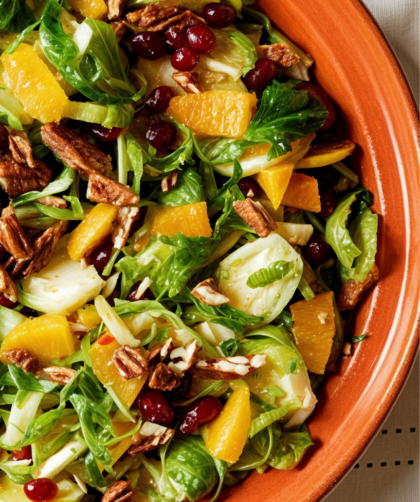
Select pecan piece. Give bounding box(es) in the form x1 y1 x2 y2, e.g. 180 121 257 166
3 256 27 279
127 5 204 31
37 196 67 208
128 421 174 456
8 130 36 168
0 156 52 198
112 345 149 380
42 366 77 385
149 362 180 391
168 340 199 375
111 206 140 249
191 278 229 306
0 264 18 303
193 354 267 380
161 171 178 193
0 204 33 260
87 172 140 206
110 18 129 39
102 480 134 502
259 43 300 69
4 349 40 375
337 263 379 311
171 71 202 94
107 0 128 20
41 123 113 179
148 338 174 365
233 198 277 238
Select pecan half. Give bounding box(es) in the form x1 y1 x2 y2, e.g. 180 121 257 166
191 278 229 306
102 480 134 502
148 338 174 365
111 206 140 249
37 196 67 208
337 263 379 311
259 43 300 69
112 345 149 380
233 198 277 238
171 71 202 94
149 362 180 391
41 123 113 179
161 171 178 194
42 366 77 385
4 349 40 375
0 156 52 198
126 5 205 32
107 0 128 20
87 172 140 206
3 256 27 279
128 421 174 456
193 354 267 380
8 130 35 168
168 340 199 375
0 264 18 303
0 204 33 260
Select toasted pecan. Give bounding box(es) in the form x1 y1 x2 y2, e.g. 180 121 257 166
128 421 174 456
161 171 178 193
168 339 199 375
37 196 67 208
171 72 202 94
193 354 267 380
111 206 140 249
87 172 140 206
102 480 134 502
4 348 40 375
112 345 149 380
0 264 18 303
42 366 77 385
110 18 129 39
0 156 52 198
260 43 300 69
233 198 277 238
0 204 33 260
191 278 229 306
8 130 36 168
148 338 174 365
107 0 128 20
337 263 379 311
149 362 180 391
126 4 205 31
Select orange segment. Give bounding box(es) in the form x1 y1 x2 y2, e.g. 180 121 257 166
205 385 251 463
290 291 336 374
89 338 148 409
68 203 118 261
295 140 356 169
281 173 321 212
134 202 212 251
1 44 68 123
0 315 74 366
166 90 257 139
66 0 107 19
76 305 102 330
254 162 294 210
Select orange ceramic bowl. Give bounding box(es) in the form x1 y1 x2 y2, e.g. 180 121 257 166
219 1 420 501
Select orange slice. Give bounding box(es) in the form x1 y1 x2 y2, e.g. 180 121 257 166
281 173 321 212
66 0 107 19
295 140 356 169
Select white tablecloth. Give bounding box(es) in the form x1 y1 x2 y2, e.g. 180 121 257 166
325 1 419 501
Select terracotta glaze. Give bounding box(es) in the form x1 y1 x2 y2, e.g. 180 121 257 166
218 1 420 500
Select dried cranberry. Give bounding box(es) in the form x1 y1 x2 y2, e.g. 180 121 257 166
177 396 222 436
186 26 216 54
319 190 337 218
128 281 155 302
294 83 336 131
302 229 330 265
12 446 32 462
89 124 122 142
145 86 175 114
89 241 114 274
171 47 199 71
237 177 261 198
164 372 192 400
0 293 17 309
146 121 177 150
203 3 236 28
132 32 167 61
0 124 9 152
24 479 58 502
243 58 278 91
138 389 174 425
165 25 189 49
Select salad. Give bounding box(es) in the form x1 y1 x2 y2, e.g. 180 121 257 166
0 0 379 501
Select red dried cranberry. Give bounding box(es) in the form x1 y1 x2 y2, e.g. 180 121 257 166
0 124 9 152
177 396 222 436
89 241 114 274
186 26 216 54
0 293 17 309
319 190 337 218
12 446 32 462
89 124 122 142
146 121 177 150
302 229 330 265
138 389 174 425
171 47 199 71
165 25 189 49
294 83 336 131
237 177 261 198
164 372 192 400
128 281 155 302
24 479 58 502
145 86 175 114
132 32 167 61
203 2 236 28
243 58 278 91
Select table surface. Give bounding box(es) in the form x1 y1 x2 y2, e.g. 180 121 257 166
325 1 419 500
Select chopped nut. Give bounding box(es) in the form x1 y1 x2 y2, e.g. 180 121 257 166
168 340 199 375
111 206 140 249
42 366 77 385
8 130 35 168
161 171 178 193
171 72 203 94
191 278 229 306
149 362 180 391
259 43 300 69
233 198 277 238
0 155 52 198
0 204 33 260
0 264 18 303
126 4 205 32
102 480 134 502
337 263 379 311
148 338 174 365
110 18 129 39
87 172 140 206
41 123 113 179
318 312 328 324
4 349 40 376
37 196 67 208
127 421 175 456
3 256 27 279
112 345 149 380
343 342 352 356
107 0 127 20
193 354 267 380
